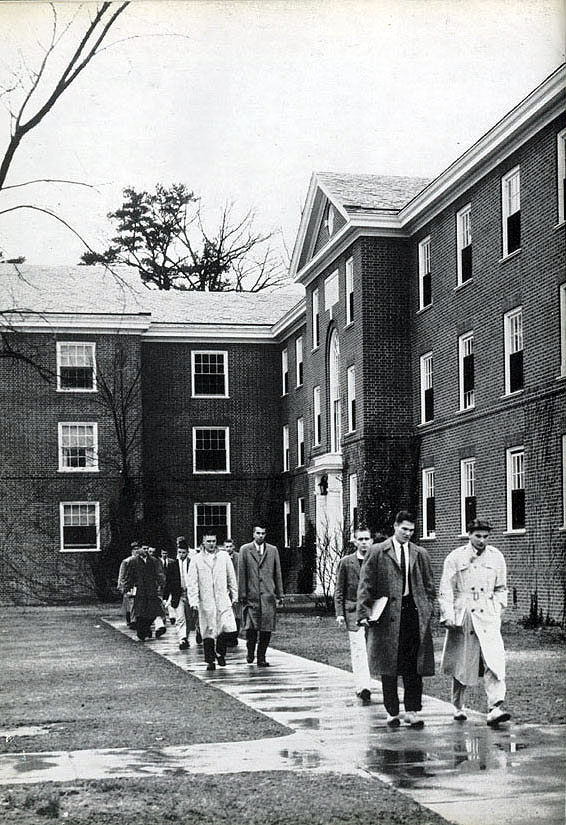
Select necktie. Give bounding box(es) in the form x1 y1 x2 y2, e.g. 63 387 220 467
400 543 408 596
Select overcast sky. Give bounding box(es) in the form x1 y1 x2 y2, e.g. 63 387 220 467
0 0 563 270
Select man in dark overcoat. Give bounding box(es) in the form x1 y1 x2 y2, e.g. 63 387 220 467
224 538 241 646
357 510 436 728
238 525 284 666
126 544 167 641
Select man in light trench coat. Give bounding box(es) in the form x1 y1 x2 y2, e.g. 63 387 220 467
357 510 436 728
238 525 284 667
187 533 238 671
438 518 511 726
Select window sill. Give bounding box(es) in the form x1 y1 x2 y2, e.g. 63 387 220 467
193 394 230 400
57 388 97 394
296 384 303 391
416 304 433 316
503 529 526 536
454 278 474 292
499 248 521 264
554 220 565 231
456 405 475 415
344 321 354 331
556 374 566 381
420 535 436 541
311 346 320 354
559 526 566 533
417 420 434 428
193 471 231 475
500 390 524 400
58 468 99 474
60 547 100 553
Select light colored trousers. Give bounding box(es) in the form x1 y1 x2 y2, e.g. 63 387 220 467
452 672 506 710
172 593 192 642
348 628 372 694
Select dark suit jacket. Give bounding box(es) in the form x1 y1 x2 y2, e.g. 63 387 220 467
163 557 191 608
334 551 364 631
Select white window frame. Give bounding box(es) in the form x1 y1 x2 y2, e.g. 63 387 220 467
347 364 356 432
192 426 230 474
191 350 229 398
562 435 566 529
345 256 354 325
295 336 303 387
560 284 566 378
325 203 335 237
282 347 289 395
502 166 521 258
422 467 435 538
418 236 432 310
349 472 358 538
283 424 290 472
312 288 320 349
297 416 305 467
456 204 472 285
56 342 97 393
60 501 100 552
420 351 433 424
58 422 99 472
458 331 475 411
506 446 525 533
283 500 291 546
557 129 566 225
298 497 306 545
313 386 321 446
325 269 339 317
504 307 524 395
460 458 476 535
193 502 231 547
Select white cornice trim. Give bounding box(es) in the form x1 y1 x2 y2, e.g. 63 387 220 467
271 298 306 340
307 452 344 474
144 323 276 344
3 313 150 335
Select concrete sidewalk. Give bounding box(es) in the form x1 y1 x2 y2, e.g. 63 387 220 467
1 618 563 825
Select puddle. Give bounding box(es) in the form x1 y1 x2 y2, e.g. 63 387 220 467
1 726 52 740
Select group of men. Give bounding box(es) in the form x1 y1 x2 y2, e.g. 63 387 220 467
336 510 511 729
117 526 284 672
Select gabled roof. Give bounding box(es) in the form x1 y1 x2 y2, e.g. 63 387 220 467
316 172 431 213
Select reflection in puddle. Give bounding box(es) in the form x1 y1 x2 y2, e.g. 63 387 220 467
14 756 59 774
290 717 320 730
279 748 322 769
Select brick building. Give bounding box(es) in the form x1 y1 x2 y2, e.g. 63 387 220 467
1 66 565 618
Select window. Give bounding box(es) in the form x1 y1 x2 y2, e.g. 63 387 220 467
298 497 306 545
60 502 99 552
560 284 566 377
460 458 476 534
420 352 434 423
312 288 320 349
284 500 291 546
58 423 98 472
345 256 354 324
329 330 341 452
325 269 339 316
347 365 356 432
418 236 432 309
562 436 566 529
297 417 305 466
504 307 524 394
457 204 472 284
313 386 321 446
282 348 289 395
558 129 566 224
458 332 475 410
507 446 525 532
422 468 435 538
194 502 230 546
283 424 290 472
502 166 520 256
193 427 229 473
57 342 96 391
324 203 336 237
349 473 358 536
295 336 303 387
191 351 228 397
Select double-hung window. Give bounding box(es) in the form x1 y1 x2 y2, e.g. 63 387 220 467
347 365 356 432
422 468 436 538
460 458 476 534
57 342 96 391
284 500 291 546
345 256 354 324
418 237 432 309
60 502 99 552
561 284 566 378
504 307 523 394
282 348 289 395
283 424 290 472
312 288 320 349
456 205 472 284
298 497 306 545
295 336 303 387
458 332 475 410
192 351 228 397
297 417 305 466
349 473 358 536
194 502 230 546
558 129 566 224
193 427 229 473
313 386 321 446
325 269 339 318
502 166 521 256
420 352 434 423
506 446 525 532
58 423 98 471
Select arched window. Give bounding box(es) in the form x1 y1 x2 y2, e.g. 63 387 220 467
328 328 341 453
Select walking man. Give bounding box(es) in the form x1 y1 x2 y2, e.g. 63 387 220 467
187 533 238 670
439 518 511 726
335 527 374 704
126 544 167 641
117 541 140 627
163 543 196 650
239 525 284 667
357 510 436 728
223 539 241 646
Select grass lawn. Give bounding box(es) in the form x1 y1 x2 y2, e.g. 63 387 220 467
274 609 566 724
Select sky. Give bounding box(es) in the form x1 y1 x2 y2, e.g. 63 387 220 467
0 0 564 270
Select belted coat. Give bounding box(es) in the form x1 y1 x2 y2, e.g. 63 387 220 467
357 538 436 677
438 543 507 681
187 549 237 639
238 542 284 632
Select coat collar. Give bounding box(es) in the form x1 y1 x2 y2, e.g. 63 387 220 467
385 537 417 570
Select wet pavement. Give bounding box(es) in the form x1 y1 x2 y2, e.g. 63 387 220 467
1 618 564 825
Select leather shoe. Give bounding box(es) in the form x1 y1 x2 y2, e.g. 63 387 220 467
386 714 401 727
155 626 166 638
179 639 189 650
216 656 226 666
246 652 255 663
357 688 371 705
206 662 216 671
257 660 270 667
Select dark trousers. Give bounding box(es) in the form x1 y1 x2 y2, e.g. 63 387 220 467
246 629 271 663
136 616 152 640
382 595 423 715
203 633 227 663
